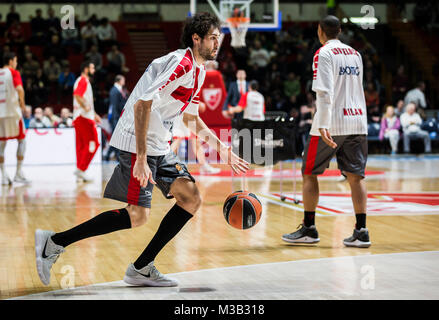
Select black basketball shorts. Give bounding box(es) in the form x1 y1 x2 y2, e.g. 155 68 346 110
103 150 195 208
301 134 368 178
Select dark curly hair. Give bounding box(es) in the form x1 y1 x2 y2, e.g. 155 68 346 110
181 12 220 48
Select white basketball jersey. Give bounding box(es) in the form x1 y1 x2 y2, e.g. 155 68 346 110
310 39 367 136
110 48 205 156
73 75 95 120
239 91 265 121
0 67 22 119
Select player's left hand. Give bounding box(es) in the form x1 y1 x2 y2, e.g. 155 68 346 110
220 146 250 174
95 114 102 124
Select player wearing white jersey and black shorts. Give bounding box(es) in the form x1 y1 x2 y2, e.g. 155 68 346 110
282 16 371 248
228 80 265 121
35 12 249 287
0 52 28 185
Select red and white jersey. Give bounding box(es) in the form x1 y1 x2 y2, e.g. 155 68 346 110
310 39 367 136
73 75 95 120
110 47 205 156
0 67 22 119
238 91 265 121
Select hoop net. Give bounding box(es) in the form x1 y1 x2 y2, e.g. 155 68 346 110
226 17 250 48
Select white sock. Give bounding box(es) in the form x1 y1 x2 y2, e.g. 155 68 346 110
16 160 23 174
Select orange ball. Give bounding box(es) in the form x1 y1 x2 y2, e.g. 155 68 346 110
223 190 262 229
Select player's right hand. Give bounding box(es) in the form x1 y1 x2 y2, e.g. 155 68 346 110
319 128 337 149
133 157 156 187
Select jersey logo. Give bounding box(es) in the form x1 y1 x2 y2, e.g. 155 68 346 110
202 88 222 110
339 66 360 76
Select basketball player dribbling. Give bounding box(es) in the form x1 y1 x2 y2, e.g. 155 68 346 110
35 12 249 287
282 16 371 248
0 52 29 185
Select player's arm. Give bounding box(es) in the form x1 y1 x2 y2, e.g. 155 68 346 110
183 112 249 174
74 95 91 112
312 51 336 148
132 99 156 187
15 85 25 112
229 92 246 114
11 69 25 111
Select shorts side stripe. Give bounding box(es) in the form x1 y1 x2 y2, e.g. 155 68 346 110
304 136 320 175
127 153 141 205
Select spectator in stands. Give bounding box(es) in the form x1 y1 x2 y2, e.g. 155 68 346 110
43 56 61 85
249 40 270 70
29 107 52 128
46 7 61 37
222 69 248 120
81 20 98 52
34 68 49 104
395 99 405 117
392 65 409 103
219 51 237 88
106 45 129 74
61 23 81 53
57 108 73 128
85 45 103 73
0 45 12 66
44 107 60 127
57 65 76 103
404 81 427 118
5 20 25 49
379 105 401 155
30 9 47 45
43 34 67 62
364 69 381 93
6 5 20 28
97 18 117 52
283 72 301 99
22 52 40 80
24 78 39 107
365 82 380 109
400 103 431 153
23 106 33 129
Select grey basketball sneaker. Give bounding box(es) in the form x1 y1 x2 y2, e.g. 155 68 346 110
1 173 12 185
282 224 320 244
343 228 371 248
14 170 30 183
123 262 178 287
35 229 65 285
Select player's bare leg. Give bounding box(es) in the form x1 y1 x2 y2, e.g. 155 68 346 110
14 139 29 183
343 171 371 247
0 141 12 185
282 174 320 243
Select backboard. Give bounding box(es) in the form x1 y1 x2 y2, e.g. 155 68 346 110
189 0 281 33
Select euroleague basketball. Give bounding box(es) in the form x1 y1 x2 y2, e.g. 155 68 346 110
223 191 262 229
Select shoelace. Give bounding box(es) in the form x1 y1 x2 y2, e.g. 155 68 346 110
148 265 163 280
47 248 65 264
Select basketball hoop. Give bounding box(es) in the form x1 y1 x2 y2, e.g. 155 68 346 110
226 16 250 48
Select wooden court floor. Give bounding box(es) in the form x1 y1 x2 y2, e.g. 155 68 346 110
1 156 439 299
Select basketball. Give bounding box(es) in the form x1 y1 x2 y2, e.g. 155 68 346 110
223 191 262 229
